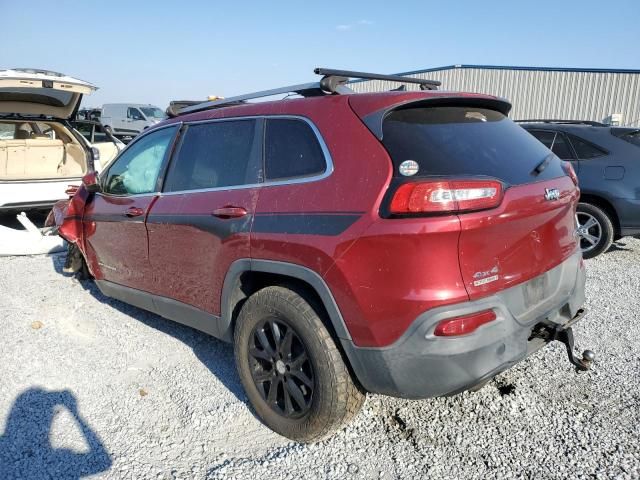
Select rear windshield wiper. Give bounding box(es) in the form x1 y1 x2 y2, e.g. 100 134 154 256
531 153 554 176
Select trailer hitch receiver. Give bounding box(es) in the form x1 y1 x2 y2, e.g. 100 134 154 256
551 326 595 371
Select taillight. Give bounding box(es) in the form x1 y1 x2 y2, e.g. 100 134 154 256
433 309 497 337
562 161 579 186
389 180 503 214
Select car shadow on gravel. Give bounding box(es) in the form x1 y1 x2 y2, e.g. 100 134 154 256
606 241 633 254
0 388 112 479
49 253 248 405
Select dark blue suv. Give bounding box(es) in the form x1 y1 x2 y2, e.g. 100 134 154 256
520 121 640 258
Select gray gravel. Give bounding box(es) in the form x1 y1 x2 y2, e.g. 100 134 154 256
1 239 639 479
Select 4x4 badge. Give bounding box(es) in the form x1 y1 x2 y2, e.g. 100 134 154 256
545 188 560 201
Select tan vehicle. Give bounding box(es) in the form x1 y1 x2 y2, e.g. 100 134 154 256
0 68 101 211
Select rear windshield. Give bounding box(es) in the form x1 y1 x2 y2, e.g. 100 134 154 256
611 128 640 148
382 106 565 185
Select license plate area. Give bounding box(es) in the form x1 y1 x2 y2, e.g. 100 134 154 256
523 273 550 308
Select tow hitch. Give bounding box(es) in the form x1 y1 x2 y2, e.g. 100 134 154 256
550 326 595 371
530 309 595 371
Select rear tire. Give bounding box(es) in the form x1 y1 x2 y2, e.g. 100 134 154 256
576 203 614 259
234 286 364 442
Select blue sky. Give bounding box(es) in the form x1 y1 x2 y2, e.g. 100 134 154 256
2 0 639 109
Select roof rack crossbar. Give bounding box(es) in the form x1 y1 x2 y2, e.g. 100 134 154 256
314 68 441 89
176 67 441 116
178 81 327 115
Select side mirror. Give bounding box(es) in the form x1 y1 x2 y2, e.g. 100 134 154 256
82 171 100 193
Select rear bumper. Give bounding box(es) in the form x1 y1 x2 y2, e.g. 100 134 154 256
0 179 81 212
342 250 586 399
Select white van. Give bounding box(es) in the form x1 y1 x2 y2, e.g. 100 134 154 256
101 103 165 138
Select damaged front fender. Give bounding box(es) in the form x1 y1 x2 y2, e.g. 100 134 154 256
57 185 90 245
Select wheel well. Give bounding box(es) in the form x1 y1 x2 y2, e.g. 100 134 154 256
579 194 621 237
225 269 365 391
228 271 340 341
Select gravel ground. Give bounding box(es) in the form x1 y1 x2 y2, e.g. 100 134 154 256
1 239 639 479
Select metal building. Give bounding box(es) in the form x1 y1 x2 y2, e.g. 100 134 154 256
350 65 640 127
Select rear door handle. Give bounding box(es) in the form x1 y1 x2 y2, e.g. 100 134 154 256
211 206 247 219
124 206 145 218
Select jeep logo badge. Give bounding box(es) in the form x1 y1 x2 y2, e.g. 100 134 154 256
544 188 560 201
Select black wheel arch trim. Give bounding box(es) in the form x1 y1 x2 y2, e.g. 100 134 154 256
219 259 352 343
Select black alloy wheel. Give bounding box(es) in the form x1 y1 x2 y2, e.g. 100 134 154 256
248 319 314 418
234 286 365 441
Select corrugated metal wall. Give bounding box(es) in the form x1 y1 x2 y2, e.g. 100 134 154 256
350 66 640 127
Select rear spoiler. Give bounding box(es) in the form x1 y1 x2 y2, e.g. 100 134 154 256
360 96 512 140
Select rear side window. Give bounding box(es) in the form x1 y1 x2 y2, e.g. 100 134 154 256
550 132 575 160
567 134 606 159
264 119 326 180
382 107 565 185
164 120 260 192
528 129 575 160
528 130 555 148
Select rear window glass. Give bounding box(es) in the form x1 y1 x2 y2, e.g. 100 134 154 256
528 130 555 148
612 128 640 148
382 107 566 185
164 120 260 192
550 132 575 160
264 119 326 180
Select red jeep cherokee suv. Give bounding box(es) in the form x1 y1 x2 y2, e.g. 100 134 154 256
58 69 589 441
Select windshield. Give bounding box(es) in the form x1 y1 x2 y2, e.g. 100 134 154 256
139 107 165 119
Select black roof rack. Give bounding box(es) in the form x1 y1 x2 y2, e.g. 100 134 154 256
165 99 247 118
173 67 441 117
514 119 608 127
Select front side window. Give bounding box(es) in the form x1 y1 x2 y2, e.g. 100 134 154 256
102 126 177 195
140 107 165 120
568 134 607 159
127 108 145 121
264 118 326 181
164 120 260 192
